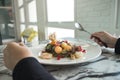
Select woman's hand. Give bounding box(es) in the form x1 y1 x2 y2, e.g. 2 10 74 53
91 31 117 48
3 42 33 70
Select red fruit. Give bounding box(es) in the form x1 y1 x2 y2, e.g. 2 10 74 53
64 40 68 43
57 55 61 60
82 49 86 53
76 46 83 51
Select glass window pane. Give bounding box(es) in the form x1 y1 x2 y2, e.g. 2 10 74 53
48 27 74 39
0 24 15 40
18 0 23 7
47 0 74 22
20 8 25 23
28 0 37 22
20 24 26 33
29 25 38 32
0 8 15 40
0 0 12 6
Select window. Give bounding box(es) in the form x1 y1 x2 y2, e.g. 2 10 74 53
28 0 37 22
20 8 25 23
46 0 75 39
20 24 26 33
18 0 23 7
47 0 74 22
48 27 74 39
16 0 75 41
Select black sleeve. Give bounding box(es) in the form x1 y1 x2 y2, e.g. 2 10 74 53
115 38 120 54
12 57 56 80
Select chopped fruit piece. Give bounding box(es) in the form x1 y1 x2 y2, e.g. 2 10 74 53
76 46 82 51
57 55 61 60
54 46 62 54
74 52 82 58
50 40 57 45
65 45 72 51
63 40 68 43
82 49 86 53
61 42 68 48
70 54 76 60
40 52 53 59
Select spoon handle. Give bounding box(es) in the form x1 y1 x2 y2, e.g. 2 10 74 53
92 36 108 47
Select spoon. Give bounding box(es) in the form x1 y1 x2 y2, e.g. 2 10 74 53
75 22 107 47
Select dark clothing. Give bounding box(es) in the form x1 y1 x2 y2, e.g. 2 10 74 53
13 57 56 80
0 33 2 45
115 38 120 54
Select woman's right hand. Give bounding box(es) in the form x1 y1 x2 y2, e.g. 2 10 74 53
91 31 118 48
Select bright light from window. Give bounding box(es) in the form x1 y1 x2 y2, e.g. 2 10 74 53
18 0 23 7
29 25 38 32
20 24 25 33
28 0 37 22
20 8 25 22
47 0 74 22
48 27 74 39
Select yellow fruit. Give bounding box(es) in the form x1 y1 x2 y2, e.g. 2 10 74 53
50 40 57 45
55 46 62 54
65 45 72 51
61 42 67 48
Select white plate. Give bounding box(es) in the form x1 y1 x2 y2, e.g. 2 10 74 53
29 40 102 65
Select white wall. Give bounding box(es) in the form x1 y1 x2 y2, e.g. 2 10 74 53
116 0 120 36
75 0 117 39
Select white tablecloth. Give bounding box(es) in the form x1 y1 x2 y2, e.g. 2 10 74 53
0 45 120 80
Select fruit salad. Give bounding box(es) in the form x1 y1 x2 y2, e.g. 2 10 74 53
39 33 86 60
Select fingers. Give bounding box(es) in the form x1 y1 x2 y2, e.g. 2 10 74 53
19 42 25 46
91 31 102 39
7 42 25 48
3 44 9 54
98 42 104 46
3 45 10 68
3 42 25 55
90 31 109 47
92 36 104 47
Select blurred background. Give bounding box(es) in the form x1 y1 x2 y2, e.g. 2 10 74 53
0 0 120 45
